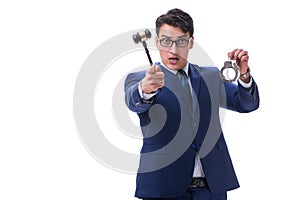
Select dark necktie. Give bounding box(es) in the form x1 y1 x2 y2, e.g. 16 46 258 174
177 69 192 106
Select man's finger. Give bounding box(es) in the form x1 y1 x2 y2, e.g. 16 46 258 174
147 65 156 74
155 65 161 72
234 49 243 60
241 54 249 61
228 48 238 59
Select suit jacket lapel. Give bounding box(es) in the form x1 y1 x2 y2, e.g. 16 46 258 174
159 63 193 113
189 63 202 113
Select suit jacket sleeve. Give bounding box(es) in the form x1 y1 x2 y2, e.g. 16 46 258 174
221 77 260 113
124 71 154 114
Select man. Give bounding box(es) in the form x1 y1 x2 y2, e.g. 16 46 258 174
124 8 259 200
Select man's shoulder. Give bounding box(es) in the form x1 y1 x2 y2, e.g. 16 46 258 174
190 63 219 73
189 63 220 77
125 69 146 83
126 69 146 77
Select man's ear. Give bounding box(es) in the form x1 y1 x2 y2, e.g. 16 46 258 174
155 36 159 48
189 36 194 49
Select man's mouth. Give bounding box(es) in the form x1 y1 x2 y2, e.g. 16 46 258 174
169 57 179 65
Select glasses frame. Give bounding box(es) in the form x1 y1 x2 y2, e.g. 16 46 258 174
158 37 192 48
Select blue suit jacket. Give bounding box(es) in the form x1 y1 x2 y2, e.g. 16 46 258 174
124 63 259 198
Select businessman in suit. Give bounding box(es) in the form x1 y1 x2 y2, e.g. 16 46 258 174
124 8 259 200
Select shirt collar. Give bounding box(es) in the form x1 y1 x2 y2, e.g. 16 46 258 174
160 62 189 76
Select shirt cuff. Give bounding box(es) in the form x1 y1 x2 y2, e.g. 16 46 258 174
238 77 253 89
138 81 157 100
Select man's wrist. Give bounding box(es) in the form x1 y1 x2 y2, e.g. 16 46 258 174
239 67 250 83
138 81 157 100
238 76 253 90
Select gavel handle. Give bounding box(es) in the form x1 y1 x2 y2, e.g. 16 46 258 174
142 42 153 66
142 42 162 92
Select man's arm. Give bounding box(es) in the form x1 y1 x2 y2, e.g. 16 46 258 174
124 65 164 114
223 78 260 113
223 49 260 112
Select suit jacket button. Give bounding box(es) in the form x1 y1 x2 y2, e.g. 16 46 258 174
192 144 197 149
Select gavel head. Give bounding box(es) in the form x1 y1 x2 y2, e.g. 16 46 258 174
132 29 152 44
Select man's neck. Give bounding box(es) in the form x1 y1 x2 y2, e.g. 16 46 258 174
160 62 189 75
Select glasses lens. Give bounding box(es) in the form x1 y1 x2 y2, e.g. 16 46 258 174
160 38 172 47
176 39 189 47
159 38 190 47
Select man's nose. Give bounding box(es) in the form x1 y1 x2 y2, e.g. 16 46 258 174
169 43 179 54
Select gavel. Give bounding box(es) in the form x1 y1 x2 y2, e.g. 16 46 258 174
132 29 162 91
132 29 153 66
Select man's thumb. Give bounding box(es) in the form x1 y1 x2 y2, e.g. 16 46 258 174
147 64 156 73
155 65 161 72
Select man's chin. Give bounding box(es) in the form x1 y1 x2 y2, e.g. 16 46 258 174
166 62 186 70
166 64 179 70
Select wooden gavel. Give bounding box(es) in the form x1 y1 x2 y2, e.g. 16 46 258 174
132 29 153 66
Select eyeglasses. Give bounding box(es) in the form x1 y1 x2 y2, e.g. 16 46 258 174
158 37 192 48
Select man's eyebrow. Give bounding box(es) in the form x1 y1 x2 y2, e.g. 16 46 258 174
160 34 189 39
177 35 189 39
160 35 171 38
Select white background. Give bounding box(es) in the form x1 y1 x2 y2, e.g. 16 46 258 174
1 0 299 199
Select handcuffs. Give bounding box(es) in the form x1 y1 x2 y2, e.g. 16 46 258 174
220 60 250 82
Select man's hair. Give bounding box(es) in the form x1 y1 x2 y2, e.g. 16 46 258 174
156 8 194 37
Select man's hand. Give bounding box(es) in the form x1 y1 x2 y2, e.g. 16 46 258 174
228 49 250 82
228 49 249 74
141 65 164 94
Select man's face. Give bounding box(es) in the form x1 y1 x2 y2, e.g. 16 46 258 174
155 24 194 70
